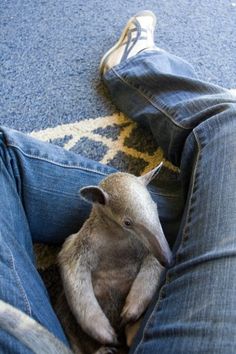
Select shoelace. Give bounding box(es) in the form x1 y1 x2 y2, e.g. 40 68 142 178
120 18 148 62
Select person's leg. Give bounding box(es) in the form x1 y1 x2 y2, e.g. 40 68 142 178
0 126 118 352
101 12 236 353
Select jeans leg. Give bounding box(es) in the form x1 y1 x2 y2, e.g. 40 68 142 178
0 127 118 352
0 133 68 352
0 126 117 244
103 50 236 353
103 49 235 167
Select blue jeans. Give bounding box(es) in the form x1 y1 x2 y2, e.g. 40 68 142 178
1 49 236 353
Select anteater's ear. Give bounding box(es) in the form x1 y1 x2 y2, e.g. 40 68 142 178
138 161 163 186
80 186 108 205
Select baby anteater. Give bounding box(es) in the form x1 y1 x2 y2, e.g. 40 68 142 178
58 162 172 354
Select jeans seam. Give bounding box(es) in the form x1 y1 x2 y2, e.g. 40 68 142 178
111 67 190 131
7 144 110 177
133 133 201 354
174 131 201 255
193 129 202 151
5 243 32 316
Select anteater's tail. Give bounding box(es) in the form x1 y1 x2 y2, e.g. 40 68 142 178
0 299 73 354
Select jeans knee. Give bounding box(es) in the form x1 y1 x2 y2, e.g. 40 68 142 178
193 103 236 149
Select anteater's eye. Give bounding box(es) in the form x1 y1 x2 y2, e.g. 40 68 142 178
123 218 133 228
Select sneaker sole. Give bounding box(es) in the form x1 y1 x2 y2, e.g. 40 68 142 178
99 10 157 75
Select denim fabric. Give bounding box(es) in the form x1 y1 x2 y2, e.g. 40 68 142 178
103 50 236 353
0 129 115 353
1 48 236 354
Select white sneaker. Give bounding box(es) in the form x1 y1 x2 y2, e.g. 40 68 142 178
100 10 157 75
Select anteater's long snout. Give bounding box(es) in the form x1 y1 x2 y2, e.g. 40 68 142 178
138 223 172 268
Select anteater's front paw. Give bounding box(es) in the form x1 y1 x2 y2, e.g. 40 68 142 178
121 300 145 325
84 314 118 345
